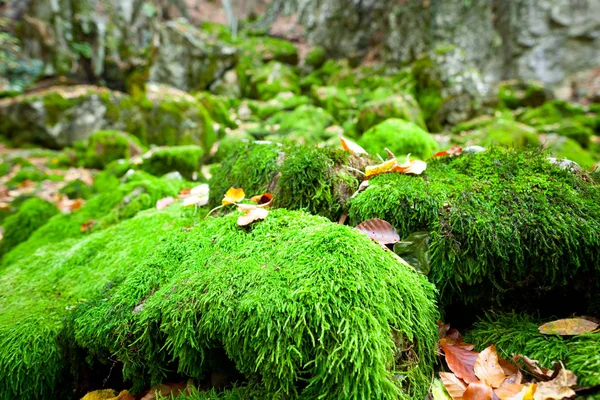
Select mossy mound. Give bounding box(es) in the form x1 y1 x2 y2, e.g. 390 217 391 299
357 94 426 133
237 36 299 65
59 179 93 200
304 46 327 69
260 104 336 145
76 130 144 169
349 148 600 308
0 197 59 258
310 86 357 121
246 92 310 120
544 134 597 169
454 116 541 149
140 145 204 180
0 207 438 400
209 143 364 220
497 80 549 109
465 313 600 387
358 119 439 160
249 61 300 101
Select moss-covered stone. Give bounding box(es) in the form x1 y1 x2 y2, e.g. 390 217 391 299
260 104 336 145
358 119 439 160
0 197 59 258
59 179 93 200
249 61 300 101
304 46 327 68
357 94 426 133
237 36 298 65
497 79 549 109
0 207 438 399
310 86 357 121
246 91 310 120
209 143 364 220
78 130 144 169
141 145 204 180
544 134 597 169
349 148 600 308
465 313 600 387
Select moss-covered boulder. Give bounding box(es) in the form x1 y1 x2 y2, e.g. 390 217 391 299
544 134 597 169
237 36 299 65
466 314 600 387
358 119 439 160
497 79 549 109
140 145 204 180
349 148 600 309
304 46 327 69
249 61 300 101
453 116 541 149
357 94 426 132
246 92 310 120
310 86 358 121
209 143 365 221
76 130 144 169
0 86 145 148
0 206 438 399
0 197 59 259
259 104 337 145
149 19 238 92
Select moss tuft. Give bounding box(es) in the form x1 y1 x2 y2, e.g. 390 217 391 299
59 179 93 200
358 119 439 160
78 130 144 169
0 197 59 258
249 61 300 101
140 145 204 180
357 94 426 133
497 80 548 109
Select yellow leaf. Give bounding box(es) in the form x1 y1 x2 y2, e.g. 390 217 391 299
474 345 506 388
365 158 397 178
339 136 367 155
440 372 467 400
538 318 599 336
222 187 245 205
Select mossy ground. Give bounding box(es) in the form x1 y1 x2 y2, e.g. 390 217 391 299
349 148 600 310
0 207 438 400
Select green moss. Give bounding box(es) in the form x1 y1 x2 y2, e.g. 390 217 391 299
304 46 327 68
357 94 426 133
141 145 204 180
261 104 336 145
195 92 237 130
6 166 55 187
349 148 600 307
78 130 144 169
480 119 541 148
545 135 597 169
310 86 357 121
0 197 59 259
247 92 310 120
249 61 300 101
497 80 547 109
59 179 93 200
411 56 444 131
68 209 436 399
465 313 600 387
41 92 85 126
358 119 438 160
0 161 11 176
237 36 298 65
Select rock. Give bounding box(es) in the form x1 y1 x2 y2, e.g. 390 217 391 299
149 19 238 92
357 93 426 133
358 119 439 160
236 36 299 65
246 91 311 120
140 145 204 180
260 104 336 145
249 61 300 101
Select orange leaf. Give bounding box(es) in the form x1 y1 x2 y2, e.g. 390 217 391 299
474 345 506 388
179 188 191 196
510 384 536 400
365 158 396 178
441 343 480 384
250 193 274 208
463 383 493 400
433 147 463 158
392 157 427 175
222 187 245 205
494 382 526 400
70 198 84 211
339 136 367 155
80 220 96 233
156 196 175 210
354 218 400 244
237 204 269 226
440 372 467 400
538 318 599 336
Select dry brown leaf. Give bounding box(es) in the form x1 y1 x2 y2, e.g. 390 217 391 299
463 382 494 400
391 157 427 175
433 147 463 158
156 196 175 210
80 220 96 233
474 345 506 388
538 318 599 336
509 384 536 400
222 187 245 205
441 343 480 384
69 198 84 211
494 381 526 399
250 193 274 207
513 355 555 382
354 218 400 244
179 188 192 196
533 366 576 400
339 136 368 155
237 204 269 226
440 372 467 400
499 357 520 380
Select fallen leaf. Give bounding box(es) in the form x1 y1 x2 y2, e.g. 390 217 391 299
432 378 454 400
183 194 209 207
140 382 187 400
433 147 463 158
538 318 599 336
190 184 209 197
179 188 192 196
463 382 494 400
509 384 536 400
156 196 175 210
365 158 397 178
81 389 135 400
391 157 427 175
339 136 367 155
222 187 245 205
533 366 576 400
237 204 269 226
499 358 520 380
355 218 400 244
474 345 506 388
441 343 480 384
69 198 84 211
250 193 274 207
494 381 525 399
440 372 467 400
80 220 96 232
513 355 555 382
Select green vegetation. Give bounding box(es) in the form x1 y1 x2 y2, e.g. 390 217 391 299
358 119 439 160
141 145 204 180
497 80 548 109
357 94 426 132
249 61 300 101
466 313 600 386
349 148 600 307
77 130 144 169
